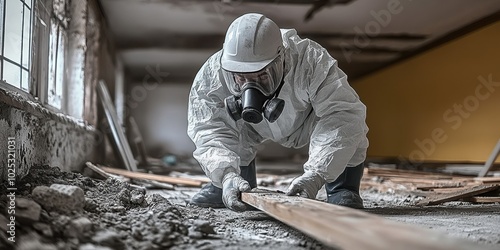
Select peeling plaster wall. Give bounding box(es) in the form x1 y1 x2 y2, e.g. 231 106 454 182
0 90 98 180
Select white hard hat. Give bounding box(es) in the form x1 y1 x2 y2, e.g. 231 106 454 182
221 13 283 73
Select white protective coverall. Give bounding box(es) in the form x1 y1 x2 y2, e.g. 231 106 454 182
187 29 369 188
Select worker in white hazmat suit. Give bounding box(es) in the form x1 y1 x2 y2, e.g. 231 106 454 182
187 13 369 212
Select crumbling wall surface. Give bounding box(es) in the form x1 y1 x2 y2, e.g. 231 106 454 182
0 89 98 181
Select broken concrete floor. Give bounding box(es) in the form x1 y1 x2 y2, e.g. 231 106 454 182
1 165 499 250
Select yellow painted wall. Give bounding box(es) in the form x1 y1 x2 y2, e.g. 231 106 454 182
353 21 500 163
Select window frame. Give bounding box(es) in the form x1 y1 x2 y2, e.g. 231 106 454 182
0 0 34 93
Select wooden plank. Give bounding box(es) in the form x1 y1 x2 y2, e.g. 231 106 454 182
463 196 500 203
85 162 146 190
86 162 115 179
129 116 149 167
478 139 500 177
97 80 138 172
100 166 202 187
241 192 491 250
86 162 174 190
131 179 175 190
415 182 465 191
474 176 500 184
417 184 500 206
367 168 456 178
169 171 211 183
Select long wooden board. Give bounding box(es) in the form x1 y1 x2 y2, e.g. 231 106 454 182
417 184 500 206
97 80 138 172
463 196 500 203
100 166 203 187
242 192 494 250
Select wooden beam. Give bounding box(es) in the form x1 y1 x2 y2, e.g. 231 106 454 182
463 196 500 203
241 192 491 250
478 139 500 177
474 176 500 184
129 116 149 167
97 80 138 172
85 162 146 190
100 166 203 187
417 184 500 206
85 162 115 179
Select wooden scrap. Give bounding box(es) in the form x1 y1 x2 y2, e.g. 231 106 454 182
97 81 138 172
462 196 500 203
478 139 500 177
86 162 115 179
417 184 500 206
100 166 203 187
129 116 149 167
85 162 144 190
367 168 456 179
415 182 465 191
241 192 491 250
473 176 500 184
131 179 174 190
168 171 210 183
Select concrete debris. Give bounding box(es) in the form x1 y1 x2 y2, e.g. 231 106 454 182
32 184 85 213
65 217 93 239
84 197 98 212
130 189 145 205
115 187 145 206
16 198 42 224
17 233 57 250
91 230 125 250
79 243 113 250
117 188 131 205
17 241 58 250
33 222 54 237
0 214 9 232
189 220 216 238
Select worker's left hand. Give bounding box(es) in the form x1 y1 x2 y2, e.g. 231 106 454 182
222 172 251 212
286 171 325 199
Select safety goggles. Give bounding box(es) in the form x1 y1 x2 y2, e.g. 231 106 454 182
222 54 284 96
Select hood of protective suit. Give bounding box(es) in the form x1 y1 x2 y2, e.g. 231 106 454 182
187 29 369 188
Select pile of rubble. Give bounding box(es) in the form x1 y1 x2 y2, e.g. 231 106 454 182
0 165 215 250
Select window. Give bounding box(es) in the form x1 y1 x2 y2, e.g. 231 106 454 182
47 0 68 110
1 0 33 91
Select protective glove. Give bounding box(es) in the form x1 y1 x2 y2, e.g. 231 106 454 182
222 172 251 212
286 171 325 199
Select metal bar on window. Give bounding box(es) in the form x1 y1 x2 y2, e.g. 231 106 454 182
20 0 25 88
1 0 7 79
2 57 29 72
21 0 32 10
22 4 32 90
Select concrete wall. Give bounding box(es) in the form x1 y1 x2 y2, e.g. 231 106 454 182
0 0 118 180
353 21 500 163
0 89 98 180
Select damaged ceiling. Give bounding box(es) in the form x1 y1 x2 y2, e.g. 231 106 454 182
98 0 500 83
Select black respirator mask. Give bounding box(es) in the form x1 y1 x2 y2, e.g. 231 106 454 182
221 53 285 124
224 82 285 124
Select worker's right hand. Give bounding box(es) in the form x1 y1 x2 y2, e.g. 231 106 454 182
222 172 251 212
286 171 325 199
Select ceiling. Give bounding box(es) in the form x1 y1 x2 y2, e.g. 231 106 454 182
98 0 500 83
